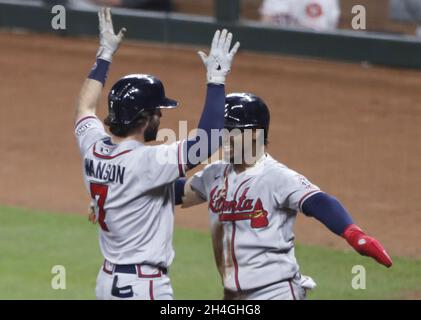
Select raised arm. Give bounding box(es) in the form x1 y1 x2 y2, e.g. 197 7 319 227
182 30 240 170
74 8 126 122
176 177 206 208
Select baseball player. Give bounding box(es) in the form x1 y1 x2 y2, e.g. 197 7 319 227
179 93 393 300
75 8 240 299
260 0 341 31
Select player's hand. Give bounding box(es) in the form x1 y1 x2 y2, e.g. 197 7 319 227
342 224 393 268
198 29 240 85
96 7 127 62
89 201 97 224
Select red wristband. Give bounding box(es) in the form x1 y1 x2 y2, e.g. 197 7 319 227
342 224 364 245
342 224 392 268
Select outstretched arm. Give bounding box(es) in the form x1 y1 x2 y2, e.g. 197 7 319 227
183 30 240 171
74 8 126 123
302 192 393 268
174 177 207 207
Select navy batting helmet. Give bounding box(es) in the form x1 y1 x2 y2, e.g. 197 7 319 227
224 93 270 143
106 74 178 127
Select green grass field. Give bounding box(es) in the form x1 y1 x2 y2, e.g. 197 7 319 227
0 205 420 300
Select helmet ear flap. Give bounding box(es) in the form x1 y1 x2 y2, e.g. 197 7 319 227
107 97 118 123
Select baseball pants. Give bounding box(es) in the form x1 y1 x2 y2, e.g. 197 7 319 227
95 261 174 300
223 274 314 300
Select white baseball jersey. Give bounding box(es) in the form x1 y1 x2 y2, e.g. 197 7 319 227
75 116 185 266
260 0 340 31
190 154 320 292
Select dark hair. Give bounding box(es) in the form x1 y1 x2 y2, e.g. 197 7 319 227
104 111 150 138
264 128 269 146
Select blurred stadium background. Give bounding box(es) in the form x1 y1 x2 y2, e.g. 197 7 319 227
6 0 421 34
2 0 421 68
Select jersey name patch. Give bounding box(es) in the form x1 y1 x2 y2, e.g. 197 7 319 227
76 122 94 136
85 158 126 184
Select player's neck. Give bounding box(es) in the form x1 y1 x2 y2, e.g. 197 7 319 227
233 163 255 173
111 133 146 144
232 151 266 173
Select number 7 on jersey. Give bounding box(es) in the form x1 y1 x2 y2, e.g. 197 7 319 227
90 183 110 232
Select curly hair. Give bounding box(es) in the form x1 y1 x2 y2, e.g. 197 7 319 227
104 111 150 138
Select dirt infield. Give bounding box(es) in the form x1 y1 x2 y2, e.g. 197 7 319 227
0 31 420 258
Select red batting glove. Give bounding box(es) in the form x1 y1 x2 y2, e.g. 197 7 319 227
342 224 393 268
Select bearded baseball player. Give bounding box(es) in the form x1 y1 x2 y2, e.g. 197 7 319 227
75 8 239 300
179 93 393 300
